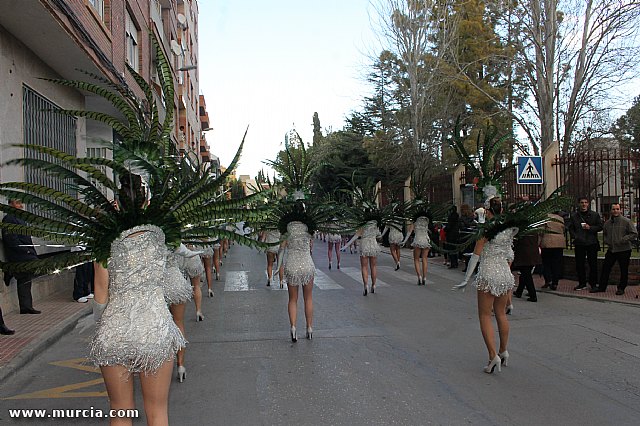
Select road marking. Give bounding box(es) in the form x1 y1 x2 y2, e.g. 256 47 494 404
340 267 390 287
314 269 344 289
224 271 249 291
4 358 106 400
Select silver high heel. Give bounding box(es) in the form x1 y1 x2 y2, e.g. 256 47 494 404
208 288 214 297
505 304 513 315
290 325 297 342
484 355 502 374
177 366 186 383
196 311 204 322
306 327 313 340
499 350 509 367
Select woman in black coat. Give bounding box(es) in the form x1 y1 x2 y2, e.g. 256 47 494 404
512 234 542 302
445 207 461 268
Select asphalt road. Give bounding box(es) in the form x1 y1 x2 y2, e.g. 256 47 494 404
1 240 639 425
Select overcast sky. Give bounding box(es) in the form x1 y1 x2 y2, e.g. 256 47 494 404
198 0 377 176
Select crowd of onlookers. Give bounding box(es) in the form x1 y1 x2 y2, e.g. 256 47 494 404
400 196 638 301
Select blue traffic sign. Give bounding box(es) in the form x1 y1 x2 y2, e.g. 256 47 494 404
516 156 543 184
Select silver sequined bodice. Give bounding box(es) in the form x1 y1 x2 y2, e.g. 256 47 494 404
284 221 315 286
475 227 518 296
360 220 381 257
411 216 431 249
89 225 186 373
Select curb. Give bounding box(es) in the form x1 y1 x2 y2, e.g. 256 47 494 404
0 306 91 383
382 248 640 307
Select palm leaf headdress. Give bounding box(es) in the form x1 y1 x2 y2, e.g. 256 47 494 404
449 120 515 202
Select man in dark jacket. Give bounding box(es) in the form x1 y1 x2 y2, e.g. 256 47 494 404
512 234 542 302
566 197 603 291
592 203 637 295
2 199 41 314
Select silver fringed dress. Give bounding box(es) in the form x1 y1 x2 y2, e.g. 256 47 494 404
89 225 186 373
475 227 518 296
359 220 381 257
411 216 431 249
283 221 315 286
182 248 205 279
264 230 281 254
388 227 404 245
163 250 193 305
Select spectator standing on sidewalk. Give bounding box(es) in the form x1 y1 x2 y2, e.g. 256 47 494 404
592 203 637 295
0 307 15 335
1 199 41 314
567 197 603 291
540 211 566 290
512 233 542 302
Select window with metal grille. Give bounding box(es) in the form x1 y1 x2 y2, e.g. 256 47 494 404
126 11 139 71
22 85 77 216
87 146 108 193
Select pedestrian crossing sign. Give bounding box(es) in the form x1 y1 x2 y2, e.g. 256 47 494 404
516 156 543 184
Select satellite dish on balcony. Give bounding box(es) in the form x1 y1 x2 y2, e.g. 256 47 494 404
177 13 187 29
170 40 182 56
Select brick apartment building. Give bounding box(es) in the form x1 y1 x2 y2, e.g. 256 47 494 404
0 0 214 313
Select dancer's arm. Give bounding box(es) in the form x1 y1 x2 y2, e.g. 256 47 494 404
452 238 485 291
341 230 361 251
93 262 108 321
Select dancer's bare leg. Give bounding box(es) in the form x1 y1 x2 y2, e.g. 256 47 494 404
302 279 313 329
334 241 341 267
477 291 497 359
287 284 299 326
421 248 429 279
413 248 422 280
493 294 510 353
169 303 186 369
100 365 135 426
360 256 369 290
139 359 173 426
191 276 202 315
202 256 213 292
369 256 377 289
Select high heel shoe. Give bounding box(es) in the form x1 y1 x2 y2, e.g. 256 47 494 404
216 272 220 281
371 284 375 294
395 263 400 271
328 262 332 270
290 326 297 342
363 286 368 296
306 327 313 340
505 304 513 315
196 311 204 322
484 355 502 374
208 288 214 297
266 279 271 287
337 263 340 270
177 365 186 383
499 350 509 367
422 278 426 286
417 277 422 286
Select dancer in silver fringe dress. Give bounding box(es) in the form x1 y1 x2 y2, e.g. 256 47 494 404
343 220 381 296
182 249 205 322
279 221 315 341
200 242 215 298
453 199 513 374
165 248 196 383
262 229 282 287
91 225 186 423
382 224 403 271
403 215 432 286
326 230 342 270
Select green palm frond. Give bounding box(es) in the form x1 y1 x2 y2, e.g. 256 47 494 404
41 78 142 135
0 222 86 245
0 252 93 275
0 182 102 219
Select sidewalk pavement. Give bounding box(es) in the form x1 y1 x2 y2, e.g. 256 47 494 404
1 247 638 384
388 247 640 306
0 290 91 382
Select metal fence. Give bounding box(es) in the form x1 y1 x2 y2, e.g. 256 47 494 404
553 148 640 222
